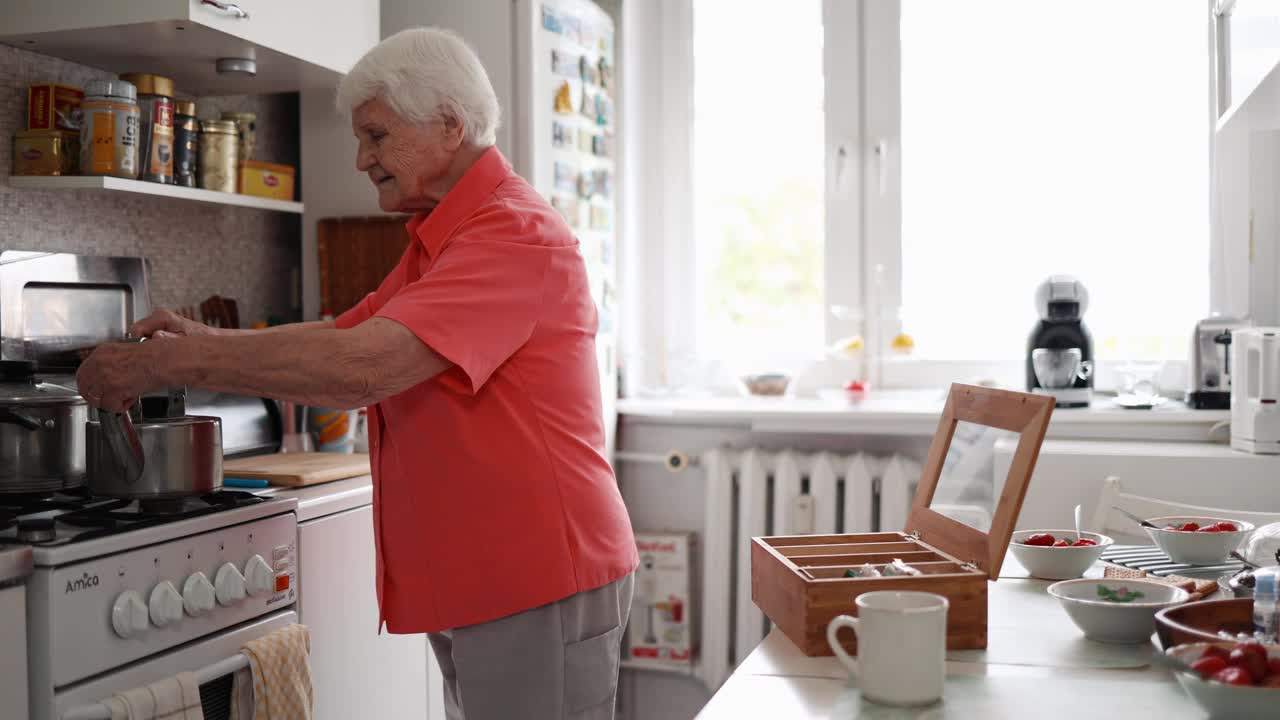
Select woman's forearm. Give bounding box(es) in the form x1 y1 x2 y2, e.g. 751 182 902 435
153 325 376 409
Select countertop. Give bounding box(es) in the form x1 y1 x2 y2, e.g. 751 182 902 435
0 545 32 587
254 474 373 523
619 391 1229 441
699 552 1206 719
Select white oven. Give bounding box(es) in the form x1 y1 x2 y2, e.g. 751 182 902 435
57 609 298 720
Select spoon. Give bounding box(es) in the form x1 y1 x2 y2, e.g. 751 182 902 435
1230 550 1260 570
1074 504 1084 544
1113 506 1160 530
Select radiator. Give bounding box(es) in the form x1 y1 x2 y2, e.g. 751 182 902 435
697 449 922 689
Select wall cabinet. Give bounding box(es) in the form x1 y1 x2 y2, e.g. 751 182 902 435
0 0 378 94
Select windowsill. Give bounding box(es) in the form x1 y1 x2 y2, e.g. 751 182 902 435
617 390 1229 442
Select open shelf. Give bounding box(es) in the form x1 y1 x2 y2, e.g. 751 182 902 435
8 175 304 214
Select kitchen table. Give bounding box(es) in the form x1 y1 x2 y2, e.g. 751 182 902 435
698 551 1213 719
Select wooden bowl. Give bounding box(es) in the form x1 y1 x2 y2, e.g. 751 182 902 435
1154 598 1253 650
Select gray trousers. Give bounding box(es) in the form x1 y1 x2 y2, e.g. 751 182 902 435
428 573 634 720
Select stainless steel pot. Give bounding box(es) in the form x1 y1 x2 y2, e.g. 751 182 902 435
87 415 223 498
0 360 87 495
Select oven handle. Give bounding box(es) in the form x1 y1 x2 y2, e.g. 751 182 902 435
60 652 251 720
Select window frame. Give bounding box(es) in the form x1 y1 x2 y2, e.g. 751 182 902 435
621 0 1220 397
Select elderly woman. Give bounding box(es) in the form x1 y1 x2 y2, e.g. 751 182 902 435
78 28 638 720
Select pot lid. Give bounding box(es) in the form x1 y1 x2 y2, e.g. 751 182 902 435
0 361 84 406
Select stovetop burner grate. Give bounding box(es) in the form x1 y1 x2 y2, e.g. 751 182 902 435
0 490 267 546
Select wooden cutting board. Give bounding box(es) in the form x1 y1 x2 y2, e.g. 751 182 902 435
223 452 371 487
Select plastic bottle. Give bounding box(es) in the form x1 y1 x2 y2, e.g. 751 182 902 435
1252 567 1280 642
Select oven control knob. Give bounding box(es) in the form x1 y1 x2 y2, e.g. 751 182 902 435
111 590 149 638
244 554 274 597
215 562 247 606
182 571 216 616
148 581 184 627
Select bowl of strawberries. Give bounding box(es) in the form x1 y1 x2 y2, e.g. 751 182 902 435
1167 640 1280 717
1009 529 1113 579
1144 516 1254 566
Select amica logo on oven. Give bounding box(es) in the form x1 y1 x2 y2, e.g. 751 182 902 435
65 571 100 594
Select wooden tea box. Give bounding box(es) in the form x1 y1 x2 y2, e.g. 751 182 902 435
751 384 1055 656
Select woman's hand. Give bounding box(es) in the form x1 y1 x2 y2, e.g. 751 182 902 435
76 342 161 412
130 309 216 339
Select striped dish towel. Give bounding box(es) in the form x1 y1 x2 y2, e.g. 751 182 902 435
105 671 203 719
230 624 314 720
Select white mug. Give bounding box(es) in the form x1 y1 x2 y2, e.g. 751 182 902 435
826 591 949 707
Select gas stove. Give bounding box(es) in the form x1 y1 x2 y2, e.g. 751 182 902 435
17 489 300 720
0 488 267 554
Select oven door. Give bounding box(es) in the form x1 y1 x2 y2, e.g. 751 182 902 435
53 609 298 720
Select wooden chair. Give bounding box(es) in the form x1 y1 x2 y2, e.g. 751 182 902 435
1091 476 1280 545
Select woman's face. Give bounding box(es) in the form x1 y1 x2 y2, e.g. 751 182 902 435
352 97 462 213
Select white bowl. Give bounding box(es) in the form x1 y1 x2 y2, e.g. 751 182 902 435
1008 529 1113 580
1143 516 1254 566
1167 642 1280 716
1047 578 1190 644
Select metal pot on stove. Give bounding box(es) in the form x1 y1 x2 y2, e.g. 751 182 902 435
86 385 224 499
0 360 87 494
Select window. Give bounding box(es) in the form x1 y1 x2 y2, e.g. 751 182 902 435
691 0 825 377
897 1 1210 363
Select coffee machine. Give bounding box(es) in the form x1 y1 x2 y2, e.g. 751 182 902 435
1026 275 1093 408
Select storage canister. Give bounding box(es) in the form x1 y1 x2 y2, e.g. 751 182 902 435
173 100 199 188
198 120 239 193
220 111 257 166
119 73 175 184
12 129 78 176
79 79 140 179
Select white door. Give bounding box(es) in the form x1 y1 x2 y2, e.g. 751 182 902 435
299 506 435 719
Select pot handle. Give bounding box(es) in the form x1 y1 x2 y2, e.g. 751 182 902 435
0 408 46 431
99 410 145 484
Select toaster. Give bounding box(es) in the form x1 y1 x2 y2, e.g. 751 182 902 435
1186 314 1249 409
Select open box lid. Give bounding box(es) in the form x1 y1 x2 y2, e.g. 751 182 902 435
904 384 1055 580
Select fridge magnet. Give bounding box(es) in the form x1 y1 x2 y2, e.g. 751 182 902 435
577 172 593 199
554 161 578 193
552 122 571 149
563 14 582 44
578 129 594 153
592 133 612 158
601 235 614 265
598 57 612 94
554 81 574 114
579 55 599 85
541 5 563 34
594 93 611 126
551 194 580 228
589 204 610 231
591 169 611 199
580 87 595 119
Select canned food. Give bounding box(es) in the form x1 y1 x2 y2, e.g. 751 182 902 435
120 73 174 184
79 80 139 179
173 100 198 188
198 120 239 193
12 129 78 176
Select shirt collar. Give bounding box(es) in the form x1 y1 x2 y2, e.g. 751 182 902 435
406 146 512 259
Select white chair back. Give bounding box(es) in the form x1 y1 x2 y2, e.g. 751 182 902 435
1091 476 1280 545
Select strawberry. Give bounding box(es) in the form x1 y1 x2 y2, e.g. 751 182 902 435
1212 666 1253 686
1191 656 1228 677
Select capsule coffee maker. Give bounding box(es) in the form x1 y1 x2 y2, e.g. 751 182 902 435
1026 275 1094 408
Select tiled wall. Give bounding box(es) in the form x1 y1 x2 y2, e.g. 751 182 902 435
0 43 302 327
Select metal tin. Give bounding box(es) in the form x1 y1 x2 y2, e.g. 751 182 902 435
198 120 239 193
79 79 139 179
220 110 256 165
12 129 77 176
120 73 174 184
173 100 199 188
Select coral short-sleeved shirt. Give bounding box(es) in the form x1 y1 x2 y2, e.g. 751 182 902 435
335 147 637 633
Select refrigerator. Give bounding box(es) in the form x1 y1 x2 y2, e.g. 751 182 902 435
513 0 620 456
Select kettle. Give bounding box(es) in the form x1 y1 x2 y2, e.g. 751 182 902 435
1230 327 1280 454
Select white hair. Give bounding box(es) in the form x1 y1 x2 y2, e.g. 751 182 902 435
337 27 500 147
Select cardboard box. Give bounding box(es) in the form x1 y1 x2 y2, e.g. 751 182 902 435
27 84 83 131
628 532 696 667
238 159 296 201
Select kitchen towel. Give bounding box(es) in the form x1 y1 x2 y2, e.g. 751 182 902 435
105 671 203 719
230 624 314 720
